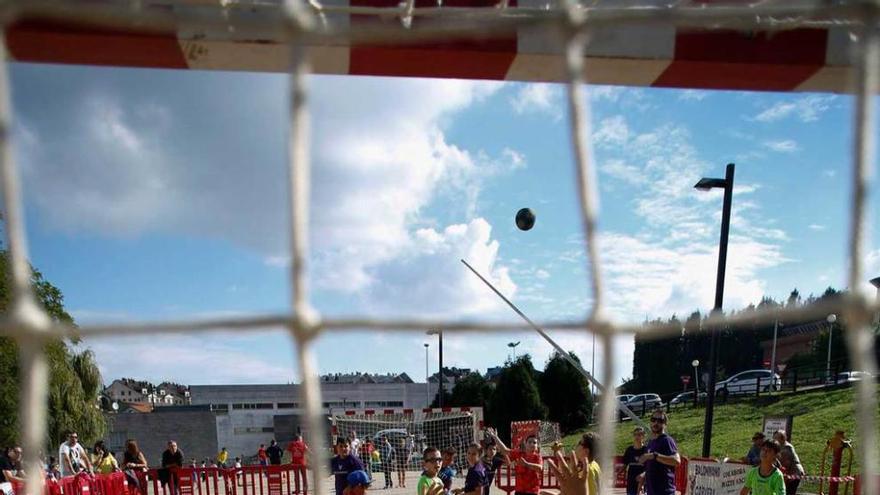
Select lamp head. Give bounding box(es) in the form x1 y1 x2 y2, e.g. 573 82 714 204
694 178 727 191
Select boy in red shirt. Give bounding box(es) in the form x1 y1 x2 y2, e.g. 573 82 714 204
486 428 543 495
287 434 310 490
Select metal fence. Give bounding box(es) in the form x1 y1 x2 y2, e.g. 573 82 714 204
0 2 878 495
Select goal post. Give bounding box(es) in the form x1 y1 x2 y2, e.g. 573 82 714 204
510 420 561 455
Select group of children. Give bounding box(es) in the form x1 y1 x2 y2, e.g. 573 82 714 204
331 427 604 495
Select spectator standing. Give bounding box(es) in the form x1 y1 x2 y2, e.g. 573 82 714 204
481 443 505 495
331 439 365 495
362 439 375 478
637 411 680 495
161 441 184 495
438 447 457 495
395 438 409 489
349 432 362 459
217 448 229 469
258 444 268 467
266 440 283 466
122 440 148 493
773 430 803 495
454 444 487 495
59 432 91 477
622 427 648 495
287 434 310 490
90 441 119 474
743 433 765 467
379 436 394 489
740 440 785 495
575 433 601 495
485 428 542 495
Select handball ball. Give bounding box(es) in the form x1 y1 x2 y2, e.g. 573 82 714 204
516 208 536 231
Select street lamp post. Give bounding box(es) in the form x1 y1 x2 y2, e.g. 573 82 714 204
694 163 735 458
826 314 837 381
691 359 700 394
428 330 443 407
770 315 780 388
424 343 430 407
507 341 520 361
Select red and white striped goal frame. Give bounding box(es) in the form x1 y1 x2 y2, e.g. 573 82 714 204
2 0 870 93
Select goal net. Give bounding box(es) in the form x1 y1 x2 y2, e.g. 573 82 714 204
1 4 878 495
330 408 483 475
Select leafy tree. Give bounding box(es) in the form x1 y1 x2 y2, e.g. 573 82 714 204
539 352 592 433
0 250 105 448
486 355 546 442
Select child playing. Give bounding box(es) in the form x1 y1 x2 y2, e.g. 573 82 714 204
485 428 543 495
481 443 505 495
417 447 446 495
575 433 601 495
740 440 786 495
438 448 457 495
332 439 365 495
454 444 488 495
344 470 372 495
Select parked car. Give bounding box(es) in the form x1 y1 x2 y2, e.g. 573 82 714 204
624 393 664 414
826 370 876 384
669 390 707 407
715 369 781 397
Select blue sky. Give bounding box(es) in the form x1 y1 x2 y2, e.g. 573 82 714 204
6 62 877 386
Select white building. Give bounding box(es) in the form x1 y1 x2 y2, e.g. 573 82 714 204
189 374 439 458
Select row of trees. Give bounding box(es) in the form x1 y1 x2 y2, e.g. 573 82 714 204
0 249 106 448
431 352 594 440
625 287 880 396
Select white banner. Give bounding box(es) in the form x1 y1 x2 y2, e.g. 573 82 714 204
686 460 749 495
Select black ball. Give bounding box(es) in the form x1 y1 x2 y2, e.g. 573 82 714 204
515 208 536 231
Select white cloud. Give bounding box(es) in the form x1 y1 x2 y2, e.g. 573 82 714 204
502 147 527 170
678 90 709 102
17 72 520 317
593 116 630 148
763 140 800 153
510 83 563 120
751 95 837 123
535 269 550 280
589 86 625 102
808 224 826 231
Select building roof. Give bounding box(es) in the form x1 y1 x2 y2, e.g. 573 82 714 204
119 402 153 413
319 372 414 384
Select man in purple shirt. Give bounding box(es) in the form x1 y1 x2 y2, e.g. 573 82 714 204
331 438 365 495
637 410 681 495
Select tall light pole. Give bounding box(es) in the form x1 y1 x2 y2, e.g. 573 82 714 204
826 314 837 381
424 343 430 407
507 341 520 361
692 359 700 395
770 315 780 383
428 330 443 407
591 333 596 396
694 163 735 458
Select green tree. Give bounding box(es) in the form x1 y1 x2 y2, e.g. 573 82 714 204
539 352 592 433
0 250 105 448
487 355 546 442
446 372 493 407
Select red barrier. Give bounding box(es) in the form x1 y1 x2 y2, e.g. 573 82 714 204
493 454 688 494
11 465 307 495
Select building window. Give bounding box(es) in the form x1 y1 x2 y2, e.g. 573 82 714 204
322 401 360 408
277 402 299 409
232 403 275 410
211 404 229 412
364 401 404 408
234 427 274 434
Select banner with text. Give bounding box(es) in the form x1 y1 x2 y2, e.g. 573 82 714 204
686 459 749 495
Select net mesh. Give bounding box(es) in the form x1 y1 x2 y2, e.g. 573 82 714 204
0 2 878 495
331 410 481 475
510 420 561 455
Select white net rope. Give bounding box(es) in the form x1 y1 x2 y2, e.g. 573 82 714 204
0 2 878 495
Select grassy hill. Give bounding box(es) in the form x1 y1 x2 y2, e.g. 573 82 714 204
562 384 880 479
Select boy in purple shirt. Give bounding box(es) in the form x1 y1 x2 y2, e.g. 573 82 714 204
638 410 681 495
331 438 365 495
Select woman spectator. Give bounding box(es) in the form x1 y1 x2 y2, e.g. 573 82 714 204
772 430 804 495
121 440 148 494
91 441 119 474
